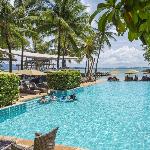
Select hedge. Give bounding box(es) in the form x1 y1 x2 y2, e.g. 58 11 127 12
0 74 20 107
47 70 81 90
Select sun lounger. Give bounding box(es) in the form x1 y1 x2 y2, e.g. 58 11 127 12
20 82 40 95
30 82 47 93
11 127 58 150
37 82 48 89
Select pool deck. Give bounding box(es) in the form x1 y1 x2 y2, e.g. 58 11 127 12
17 79 105 103
80 79 105 87
0 136 86 150
18 93 48 103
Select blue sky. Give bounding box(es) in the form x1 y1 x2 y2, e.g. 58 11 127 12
76 0 149 68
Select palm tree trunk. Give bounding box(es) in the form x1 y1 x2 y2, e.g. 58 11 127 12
63 59 67 68
57 20 61 69
21 42 24 70
89 58 95 81
33 38 37 53
85 60 87 76
7 46 12 72
62 48 65 68
95 46 101 80
90 58 95 80
62 51 67 68
5 33 12 72
62 34 67 69
3 3 12 72
87 58 90 78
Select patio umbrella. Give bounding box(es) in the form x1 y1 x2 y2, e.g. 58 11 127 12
14 70 46 76
110 70 120 76
125 69 139 75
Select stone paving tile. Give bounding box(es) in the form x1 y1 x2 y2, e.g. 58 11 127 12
80 79 105 87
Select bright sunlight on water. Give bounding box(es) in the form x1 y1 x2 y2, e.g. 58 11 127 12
0 82 150 150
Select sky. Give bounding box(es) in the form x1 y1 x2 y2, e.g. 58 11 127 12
73 0 149 68
10 0 149 68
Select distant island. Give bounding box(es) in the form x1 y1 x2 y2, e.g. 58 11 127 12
70 66 150 70
1 64 149 71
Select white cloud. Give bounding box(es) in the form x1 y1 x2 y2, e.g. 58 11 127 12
98 46 149 68
69 46 149 68
80 1 148 68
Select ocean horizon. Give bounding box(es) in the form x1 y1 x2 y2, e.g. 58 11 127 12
1 64 150 72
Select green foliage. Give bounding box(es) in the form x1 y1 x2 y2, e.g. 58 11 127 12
35 0 90 68
0 0 31 72
47 70 81 90
91 0 150 61
0 74 20 107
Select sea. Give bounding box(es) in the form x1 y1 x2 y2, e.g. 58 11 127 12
71 67 150 74
1 64 150 80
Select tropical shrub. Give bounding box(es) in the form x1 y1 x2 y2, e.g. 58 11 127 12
47 70 81 90
0 74 20 107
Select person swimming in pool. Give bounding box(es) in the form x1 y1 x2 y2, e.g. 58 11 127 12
60 96 66 101
63 94 77 103
40 96 48 103
49 92 57 101
48 91 57 101
59 94 77 102
50 95 57 101
69 93 77 101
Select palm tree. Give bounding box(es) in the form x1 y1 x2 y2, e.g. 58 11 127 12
0 0 27 72
143 45 150 62
90 0 125 33
78 29 98 80
94 24 116 80
59 0 89 68
14 0 41 70
37 0 89 69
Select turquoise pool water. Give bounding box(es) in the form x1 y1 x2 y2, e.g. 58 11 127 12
0 82 150 150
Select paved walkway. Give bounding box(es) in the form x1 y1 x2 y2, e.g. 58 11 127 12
0 136 86 150
18 93 47 103
80 79 105 87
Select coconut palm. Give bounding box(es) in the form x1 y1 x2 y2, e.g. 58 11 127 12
94 24 116 80
14 0 42 70
78 29 99 80
90 0 125 33
36 0 89 69
0 0 27 72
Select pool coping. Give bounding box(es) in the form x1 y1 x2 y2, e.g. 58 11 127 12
80 79 105 87
0 135 87 150
0 79 105 111
0 93 49 111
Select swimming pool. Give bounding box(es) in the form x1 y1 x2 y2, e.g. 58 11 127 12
0 82 150 150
